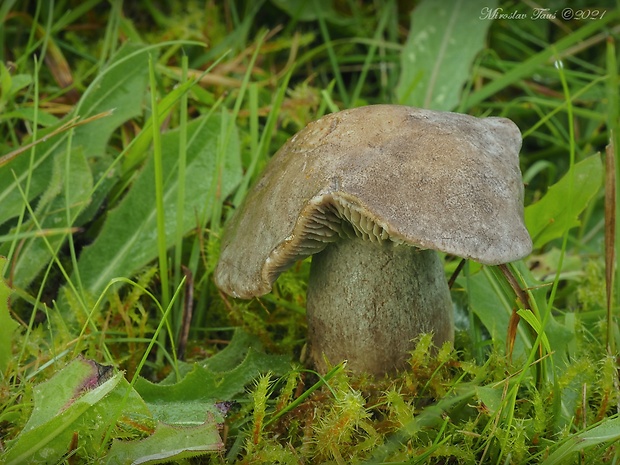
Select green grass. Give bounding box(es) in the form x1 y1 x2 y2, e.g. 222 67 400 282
1 0 619 463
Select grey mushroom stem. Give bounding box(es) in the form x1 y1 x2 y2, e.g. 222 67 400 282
306 238 454 375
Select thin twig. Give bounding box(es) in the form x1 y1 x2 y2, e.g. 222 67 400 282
447 258 466 289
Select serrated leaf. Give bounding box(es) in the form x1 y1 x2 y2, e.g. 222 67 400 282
2 357 153 464
525 155 603 248
396 0 496 110
21 357 116 433
75 113 242 296
109 330 288 464
135 330 290 405
0 256 19 372
143 348 289 402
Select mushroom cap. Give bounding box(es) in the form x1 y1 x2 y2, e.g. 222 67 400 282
215 105 532 299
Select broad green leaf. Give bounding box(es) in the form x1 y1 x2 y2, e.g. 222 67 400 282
0 256 19 372
542 416 620 465
465 261 573 363
491 263 578 430
528 247 583 283
2 376 119 465
7 74 32 97
0 130 62 227
0 107 59 126
0 61 11 105
463 267 529 359
475 385 503 415
396 0 496 110
144 401 226 427
202 326 272 373
75 113 242 296
106 420 223 465
0 41 148 228
20 357 116 433
2 357 152 465
505 262 574 368
0 147 93 289
157 327 282 383
525 154 603 248
71 42 150 158
0 62 32 108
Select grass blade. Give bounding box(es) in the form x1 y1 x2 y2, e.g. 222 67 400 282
464 10 619 109
606 34 619 356
149 54 170 312
605 141 616 354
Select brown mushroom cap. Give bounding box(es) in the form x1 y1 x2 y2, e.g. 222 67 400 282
215 105 532 299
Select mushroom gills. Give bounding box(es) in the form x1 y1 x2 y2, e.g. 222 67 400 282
328 197 391 243
264 195 395 286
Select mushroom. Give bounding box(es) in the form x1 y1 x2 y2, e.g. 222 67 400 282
214 105 532 375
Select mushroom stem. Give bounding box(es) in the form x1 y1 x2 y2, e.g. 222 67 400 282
306 238 454 375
